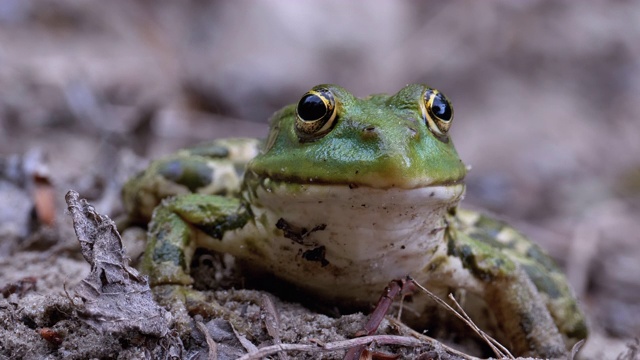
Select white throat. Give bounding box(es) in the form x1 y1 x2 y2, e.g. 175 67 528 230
243 180 466 302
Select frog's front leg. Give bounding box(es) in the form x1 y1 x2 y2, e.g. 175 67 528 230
142 193 260 329
142 193 252 287
445 230 567 357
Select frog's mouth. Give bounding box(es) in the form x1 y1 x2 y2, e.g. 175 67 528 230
244 168 465 192
248 176 465 210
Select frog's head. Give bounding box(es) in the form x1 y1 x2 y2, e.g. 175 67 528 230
245 85 467 278
247 84 466 191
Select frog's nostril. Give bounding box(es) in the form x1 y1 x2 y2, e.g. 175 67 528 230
361 126 379 140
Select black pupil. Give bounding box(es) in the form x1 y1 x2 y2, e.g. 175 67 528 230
431 94 451 121
298 94 327 121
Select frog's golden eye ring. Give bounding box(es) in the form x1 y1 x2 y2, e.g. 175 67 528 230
295 88 337 141
421 89 453 136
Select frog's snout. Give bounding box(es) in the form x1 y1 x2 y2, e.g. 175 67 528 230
359 122 419 141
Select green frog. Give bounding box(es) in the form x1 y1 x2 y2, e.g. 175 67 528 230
122 84 587 357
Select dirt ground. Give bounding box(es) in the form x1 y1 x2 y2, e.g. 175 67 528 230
0 1 639 359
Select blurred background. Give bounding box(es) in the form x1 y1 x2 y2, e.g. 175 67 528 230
0 1 638 358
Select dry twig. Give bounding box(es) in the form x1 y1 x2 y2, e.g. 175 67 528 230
236 335 424 360
196 321 218 360
260 294 288 360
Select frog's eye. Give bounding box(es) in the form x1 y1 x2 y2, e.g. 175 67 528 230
295 88 337 141
422 89 453 137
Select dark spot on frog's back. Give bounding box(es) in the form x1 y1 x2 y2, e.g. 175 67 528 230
525 244 560 271
521 263 562 299
447 240 497 281
158 159 213 192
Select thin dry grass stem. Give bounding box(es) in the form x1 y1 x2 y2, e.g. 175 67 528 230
235 335 424 360
570 339 585 360
397 292 406 321
231 322 259 353
260 294 288 360
62 282 77 305
407 277 514 360
195 321 218 360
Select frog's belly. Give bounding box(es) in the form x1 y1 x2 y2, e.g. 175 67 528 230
224 182 466 303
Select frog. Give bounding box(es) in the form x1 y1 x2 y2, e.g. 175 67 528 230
122 84 588 357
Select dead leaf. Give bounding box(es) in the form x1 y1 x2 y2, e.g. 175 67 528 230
66 190 170 337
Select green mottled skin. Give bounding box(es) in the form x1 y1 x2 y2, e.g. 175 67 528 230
452 210 587 340
122 84 587 357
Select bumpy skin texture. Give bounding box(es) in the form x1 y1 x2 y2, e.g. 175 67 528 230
122 84 587 357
